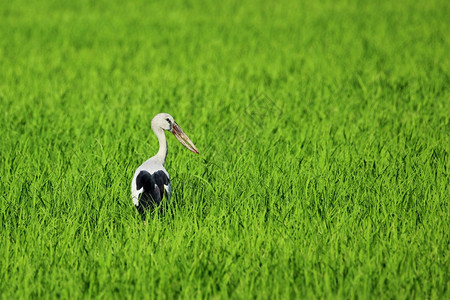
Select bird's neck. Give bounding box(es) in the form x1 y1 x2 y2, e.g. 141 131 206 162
153 127 168 165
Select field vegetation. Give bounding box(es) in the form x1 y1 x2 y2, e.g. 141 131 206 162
0 0 449 298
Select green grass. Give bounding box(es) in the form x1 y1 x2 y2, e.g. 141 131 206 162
1 0 449 298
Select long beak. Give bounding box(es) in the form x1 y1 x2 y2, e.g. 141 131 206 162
172 122 199 154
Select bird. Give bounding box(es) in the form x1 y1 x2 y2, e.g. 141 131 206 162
131 113 199 219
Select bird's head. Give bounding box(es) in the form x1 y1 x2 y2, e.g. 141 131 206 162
151 113 199 154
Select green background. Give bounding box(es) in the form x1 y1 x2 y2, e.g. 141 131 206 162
1 0 449 298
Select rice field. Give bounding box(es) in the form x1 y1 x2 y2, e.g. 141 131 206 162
0 0 449 298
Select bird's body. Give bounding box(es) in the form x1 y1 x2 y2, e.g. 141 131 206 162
131 113 198 219
131 159 172 216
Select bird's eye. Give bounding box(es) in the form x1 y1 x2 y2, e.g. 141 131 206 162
166 118 171 124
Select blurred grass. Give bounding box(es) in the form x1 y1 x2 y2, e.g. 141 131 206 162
0 0 449 298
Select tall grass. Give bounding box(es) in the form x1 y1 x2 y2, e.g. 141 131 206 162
0 0 448 298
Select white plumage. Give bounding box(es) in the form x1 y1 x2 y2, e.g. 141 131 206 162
131 113 198 219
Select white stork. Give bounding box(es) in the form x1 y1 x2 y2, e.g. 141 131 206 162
131 113 198 219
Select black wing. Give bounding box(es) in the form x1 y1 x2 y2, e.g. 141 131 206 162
135 170 170 217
